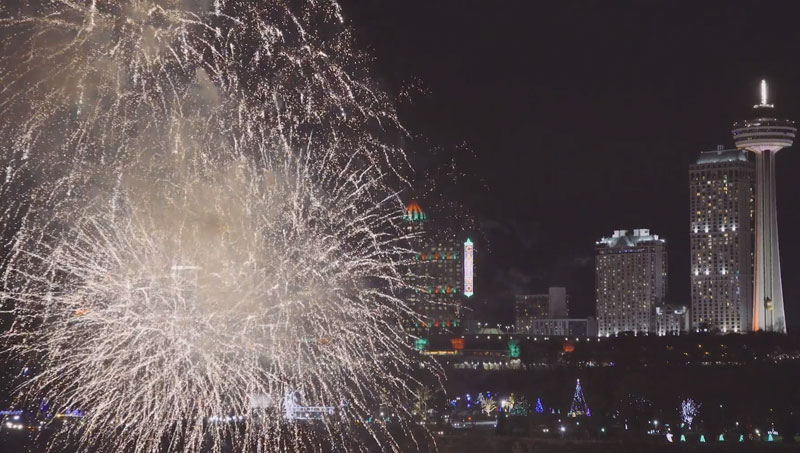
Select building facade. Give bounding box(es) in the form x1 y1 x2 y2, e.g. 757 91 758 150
514 294 549 329
655 305 690 336
526 318 598 337
689 147 754 333
404 201 471 332
595 229 667 336
514 287 569 331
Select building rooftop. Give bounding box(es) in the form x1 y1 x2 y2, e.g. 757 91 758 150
596 229 664 248
695 148 749 165
403 201 426 222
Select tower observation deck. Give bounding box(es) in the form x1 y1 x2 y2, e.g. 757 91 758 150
731 80 796 332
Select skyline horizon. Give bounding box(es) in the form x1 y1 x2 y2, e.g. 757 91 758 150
341 0 800 330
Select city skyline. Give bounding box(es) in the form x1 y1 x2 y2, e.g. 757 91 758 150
410 81 795 336
344 1 800 329
3 2 800 451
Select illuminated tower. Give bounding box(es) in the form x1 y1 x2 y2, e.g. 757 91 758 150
731 80 796 332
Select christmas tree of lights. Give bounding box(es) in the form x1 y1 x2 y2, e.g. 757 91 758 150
535 397 544 414
568 379 590 417
509 397 530 416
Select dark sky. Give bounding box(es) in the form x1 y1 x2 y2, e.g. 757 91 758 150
340 1 800 327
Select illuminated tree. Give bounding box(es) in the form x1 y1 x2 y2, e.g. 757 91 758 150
535 397 544 414
412 386 436 422
501 393 516 412
680 398 701 429
568 379 590 417
477 393 497 417
509 397 530 417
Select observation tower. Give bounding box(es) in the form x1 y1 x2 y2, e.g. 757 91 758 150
731 80 796 332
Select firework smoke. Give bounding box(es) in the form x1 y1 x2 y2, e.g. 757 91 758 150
0 1 427 452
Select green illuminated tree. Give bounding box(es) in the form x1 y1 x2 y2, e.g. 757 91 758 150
509 397 530 416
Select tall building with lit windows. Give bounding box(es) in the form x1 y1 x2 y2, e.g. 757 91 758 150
689 147 754 333
403 202 473 333
595 229 667 336
514 287 569 330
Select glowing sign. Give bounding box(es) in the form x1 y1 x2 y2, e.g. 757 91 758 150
464 238 474 297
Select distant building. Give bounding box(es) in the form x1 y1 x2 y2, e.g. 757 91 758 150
514 287 569 330
514 294 548 328
689 147 754 333
595 229 667 336
549 287 569 318
655 305 690 336
526 318 598 337
404 201 472 332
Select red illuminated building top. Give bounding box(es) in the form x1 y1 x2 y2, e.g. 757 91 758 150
403 201 426 222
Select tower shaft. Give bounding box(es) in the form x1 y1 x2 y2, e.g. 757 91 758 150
752 150 785 332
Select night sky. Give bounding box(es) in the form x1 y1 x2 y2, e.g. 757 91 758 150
340 1 800 327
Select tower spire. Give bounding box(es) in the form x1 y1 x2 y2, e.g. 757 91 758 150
755 79 773 108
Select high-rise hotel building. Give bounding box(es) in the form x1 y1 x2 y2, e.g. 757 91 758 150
403 201 473 333
689 147 754 333
595 229 667 336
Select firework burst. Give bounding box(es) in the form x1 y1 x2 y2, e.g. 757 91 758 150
0 1 428 452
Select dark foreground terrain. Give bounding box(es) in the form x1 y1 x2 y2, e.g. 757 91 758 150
2 431 796 453
438 433 796 453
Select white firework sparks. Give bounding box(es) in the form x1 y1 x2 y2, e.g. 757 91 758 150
0 1 429 452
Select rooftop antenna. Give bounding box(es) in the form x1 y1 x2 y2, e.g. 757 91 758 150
755 79 774 108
